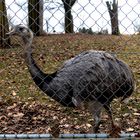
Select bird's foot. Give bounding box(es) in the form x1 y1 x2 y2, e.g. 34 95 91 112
109 124 121 138
90 121 104 134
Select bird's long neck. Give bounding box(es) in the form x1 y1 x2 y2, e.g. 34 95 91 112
22 36 75 107
22 37 56 92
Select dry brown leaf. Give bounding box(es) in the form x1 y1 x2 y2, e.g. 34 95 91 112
109 125 121 138
126 127 134 132
11 90 17 96
13 113 24 118
133 113 140 116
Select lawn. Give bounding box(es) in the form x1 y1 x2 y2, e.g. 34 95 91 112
0 34 140 134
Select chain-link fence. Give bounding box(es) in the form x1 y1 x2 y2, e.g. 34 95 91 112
0 0 140 138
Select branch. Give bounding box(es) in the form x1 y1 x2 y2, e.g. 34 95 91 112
71 0 76 7
106 1 113 17
106 1 112 11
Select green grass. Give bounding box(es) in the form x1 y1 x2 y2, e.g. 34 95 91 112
1 34 140 100
0 34 140 133
1 34 140 102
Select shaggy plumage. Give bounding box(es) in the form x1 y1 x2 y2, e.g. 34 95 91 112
7 25 135 133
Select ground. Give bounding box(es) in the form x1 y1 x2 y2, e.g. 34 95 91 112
0 34 140 135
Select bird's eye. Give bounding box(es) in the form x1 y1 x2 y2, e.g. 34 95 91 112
18 27 24 32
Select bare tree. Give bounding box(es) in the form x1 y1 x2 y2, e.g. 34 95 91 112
61 0 76 33
28 0 43 36
106 0 120 35
0 0 10 47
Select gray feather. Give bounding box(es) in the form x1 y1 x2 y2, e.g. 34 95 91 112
7 25 135 132
46 50 134 106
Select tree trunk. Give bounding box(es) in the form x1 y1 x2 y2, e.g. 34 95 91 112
62 0 76 33
0 0 10 48
64 8 73 33
28 0 43 36
106 0 120 35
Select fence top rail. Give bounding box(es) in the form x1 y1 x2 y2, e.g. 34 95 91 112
0 133 139 139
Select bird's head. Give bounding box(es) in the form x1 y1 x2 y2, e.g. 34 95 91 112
6 24 33 44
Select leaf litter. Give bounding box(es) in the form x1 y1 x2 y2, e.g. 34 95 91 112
0 34 140 136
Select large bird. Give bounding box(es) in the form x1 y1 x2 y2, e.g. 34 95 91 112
7 25 134 133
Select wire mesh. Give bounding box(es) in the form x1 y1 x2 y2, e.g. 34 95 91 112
0 0 140 138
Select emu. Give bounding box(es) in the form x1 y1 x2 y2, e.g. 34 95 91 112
7 24 134 133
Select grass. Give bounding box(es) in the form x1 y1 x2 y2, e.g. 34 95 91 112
0 34 140 133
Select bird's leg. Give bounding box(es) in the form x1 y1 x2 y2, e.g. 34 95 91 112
104 104 114 127
88 101 102 133
72 97 84 109
104 104 121 137
93 112 101 133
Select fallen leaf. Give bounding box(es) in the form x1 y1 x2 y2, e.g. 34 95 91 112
13 113 24 118
86 123 92 127
12 90 17 96
133 113 140 116
126 128 134 132
109 125 121 138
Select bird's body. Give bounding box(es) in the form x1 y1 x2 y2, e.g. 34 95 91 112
43 50 134 108
7 25 135 134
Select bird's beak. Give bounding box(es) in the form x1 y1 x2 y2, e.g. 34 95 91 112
6 28 16 36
